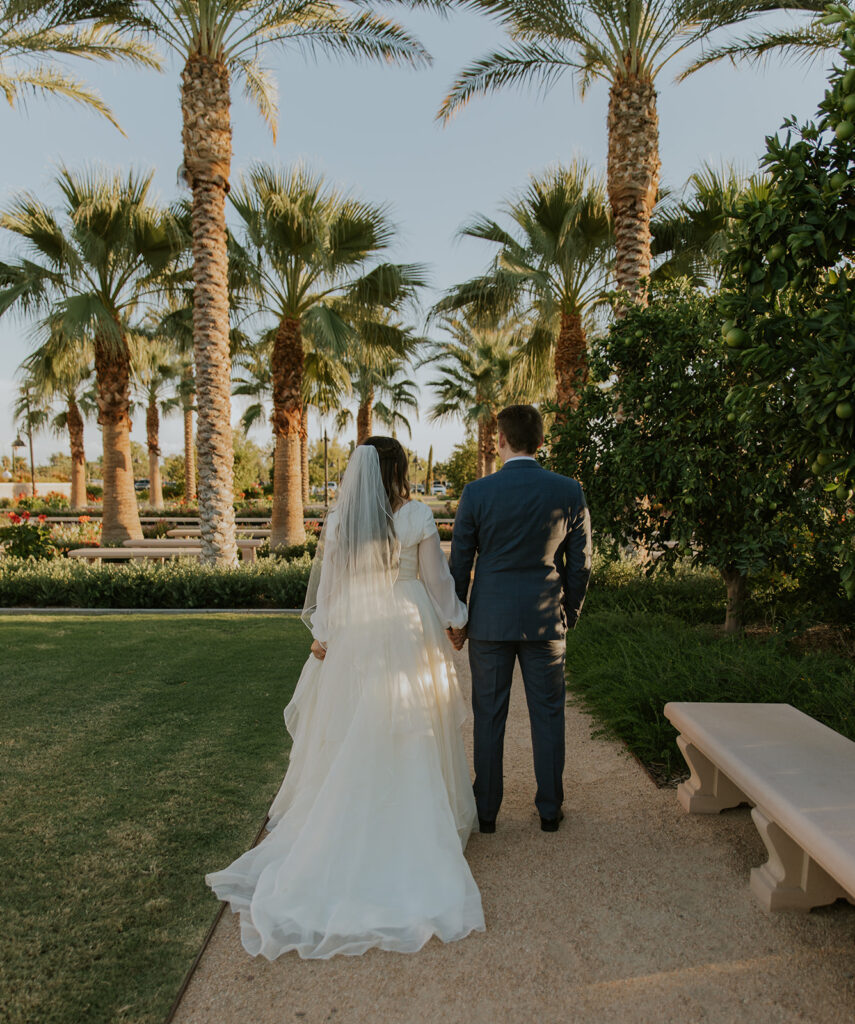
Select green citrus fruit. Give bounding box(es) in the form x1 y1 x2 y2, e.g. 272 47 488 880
830 171 848 189
844 68 855 92
836 120 855 141
836 401 854 419
811 460 822 476
721 319 735 337
836 483 852 500
767 243 786 262
725 327 749 348
726 412 736 422
844 94 855 115
817 452 831 466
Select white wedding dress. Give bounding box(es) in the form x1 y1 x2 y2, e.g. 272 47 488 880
206 496 485 960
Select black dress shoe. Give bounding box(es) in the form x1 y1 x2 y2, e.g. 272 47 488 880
540 810 565 832
478 818 496 834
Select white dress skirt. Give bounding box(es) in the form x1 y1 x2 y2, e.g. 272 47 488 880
206 501 485 959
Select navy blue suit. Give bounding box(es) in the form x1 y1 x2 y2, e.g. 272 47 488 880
450 458 592 822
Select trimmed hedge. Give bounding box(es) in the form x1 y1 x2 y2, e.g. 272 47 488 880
0 556 312 608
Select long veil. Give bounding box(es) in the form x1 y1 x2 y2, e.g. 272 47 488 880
301 444 400 638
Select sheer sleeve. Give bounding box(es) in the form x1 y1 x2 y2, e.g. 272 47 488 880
418 516 468 630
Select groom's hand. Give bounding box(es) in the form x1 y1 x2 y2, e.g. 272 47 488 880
446 626 467 651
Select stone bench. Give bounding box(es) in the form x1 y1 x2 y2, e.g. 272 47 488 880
664 701 855 912
68 547 200 563
124 538 264 562
166 527 272 539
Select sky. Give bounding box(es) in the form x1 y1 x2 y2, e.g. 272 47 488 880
0 6 834 470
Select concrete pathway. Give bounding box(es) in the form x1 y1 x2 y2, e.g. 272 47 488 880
173 651 855 1024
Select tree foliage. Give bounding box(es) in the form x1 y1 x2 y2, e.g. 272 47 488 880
718 3 855 597
548 283 817 631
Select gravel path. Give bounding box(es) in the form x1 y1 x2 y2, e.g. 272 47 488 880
173 650 855 1024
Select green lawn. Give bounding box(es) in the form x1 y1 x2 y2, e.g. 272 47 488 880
0 615 309 1024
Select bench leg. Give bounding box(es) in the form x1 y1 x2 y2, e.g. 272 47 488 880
749 807 850 912
675 735 749 813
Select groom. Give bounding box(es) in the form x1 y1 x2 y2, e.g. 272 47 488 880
449 404 592 833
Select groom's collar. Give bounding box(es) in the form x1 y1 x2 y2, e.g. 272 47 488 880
501 456 539 470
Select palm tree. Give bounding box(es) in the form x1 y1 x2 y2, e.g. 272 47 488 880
339 354 420 444
23 337 95 508
0 0 159 131
439 0 824 302
651 162 762 287
98 0 430 562
427 315 542 476
133 338 180 508
0 167 184 542
435 163 611 410
12 376 50 496
230 164 426 548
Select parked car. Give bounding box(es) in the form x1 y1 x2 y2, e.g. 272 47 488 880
134 478 149 492
431 482 447 496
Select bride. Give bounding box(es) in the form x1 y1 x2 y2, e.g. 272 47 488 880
206 436 485 959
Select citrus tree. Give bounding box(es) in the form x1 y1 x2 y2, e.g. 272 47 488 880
718 3 855 597
548 283 814 632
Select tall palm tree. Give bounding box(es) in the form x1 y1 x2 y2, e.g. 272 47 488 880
98 0 430 562
435 163 611 410
0 0 159 131
230 164 426 548
133 338 180 508
23 336 95 508
0 167 184 542
427 315 543 476
439 0 824 302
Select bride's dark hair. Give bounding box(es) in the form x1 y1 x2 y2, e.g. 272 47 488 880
362 436 410 510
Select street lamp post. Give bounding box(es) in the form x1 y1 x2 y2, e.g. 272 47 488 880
12 435 25 488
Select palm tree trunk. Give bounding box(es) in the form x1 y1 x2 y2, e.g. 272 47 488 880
270 316 305 549
476 420 486 479
483 411 498 475
182 367 197 503
181 53 237 564
555 311 588 411
301 406 309 506
356 388 374 445
146 397 164 509
66 396 87 509
94 340 142 543
607 74 660 306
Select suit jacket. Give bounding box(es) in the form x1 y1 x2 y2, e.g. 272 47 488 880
450 459 592 642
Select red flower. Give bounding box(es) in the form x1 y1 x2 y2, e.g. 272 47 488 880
20 510 30 520
37 514 47 522
78 515 91 523
9 513 21 524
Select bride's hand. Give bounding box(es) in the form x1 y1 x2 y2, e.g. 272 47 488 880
311 640 327 661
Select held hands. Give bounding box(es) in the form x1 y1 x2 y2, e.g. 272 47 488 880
310 640 327 661
446 626 467 651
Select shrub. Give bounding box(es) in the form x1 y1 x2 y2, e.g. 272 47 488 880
0 512 56 560
568 609 855 779
49 517 101 555
0 556 312 609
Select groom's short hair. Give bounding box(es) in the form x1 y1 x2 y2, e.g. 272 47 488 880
497 404 543 454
